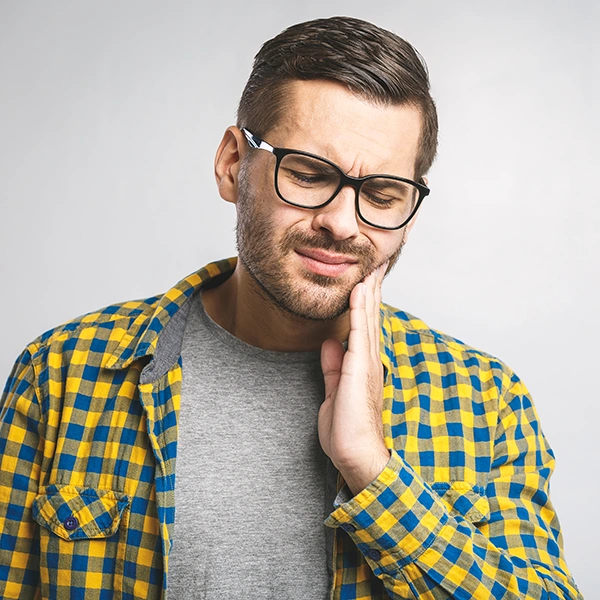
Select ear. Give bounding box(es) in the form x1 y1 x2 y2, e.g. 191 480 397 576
214 126 247 204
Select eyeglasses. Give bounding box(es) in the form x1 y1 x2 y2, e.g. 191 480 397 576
241 128 429 231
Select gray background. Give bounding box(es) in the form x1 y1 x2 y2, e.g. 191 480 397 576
1 1 597 596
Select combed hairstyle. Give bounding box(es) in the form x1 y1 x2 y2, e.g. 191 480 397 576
237 16 438 179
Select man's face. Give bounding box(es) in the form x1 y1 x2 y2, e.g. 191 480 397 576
235 80 423 321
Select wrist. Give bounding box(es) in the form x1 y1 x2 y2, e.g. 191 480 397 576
337 445 391 497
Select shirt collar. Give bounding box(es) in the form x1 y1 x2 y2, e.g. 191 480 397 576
103 258 237 371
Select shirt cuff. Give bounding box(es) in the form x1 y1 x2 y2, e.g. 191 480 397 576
324 448 448 574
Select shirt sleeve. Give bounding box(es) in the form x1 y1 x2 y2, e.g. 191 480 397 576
325 373 583 599
0 347 43 599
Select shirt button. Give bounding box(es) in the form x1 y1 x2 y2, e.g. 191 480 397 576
341 523 356 533
366 549 381 561
63 516 79 531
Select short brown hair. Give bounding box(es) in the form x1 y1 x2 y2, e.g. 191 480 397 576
237 16 438 179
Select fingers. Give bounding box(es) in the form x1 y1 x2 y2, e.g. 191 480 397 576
364 270 376 357
348 261 388 357
376 260 387 288
365 262 387 357
347 281 368 354
374 261 388 346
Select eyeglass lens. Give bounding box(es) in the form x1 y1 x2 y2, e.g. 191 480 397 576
277 153 418 229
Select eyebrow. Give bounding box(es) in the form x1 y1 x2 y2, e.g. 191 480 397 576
364 177 409 190
282 154 336 174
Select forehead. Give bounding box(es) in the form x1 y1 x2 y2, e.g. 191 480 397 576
267 80 422 178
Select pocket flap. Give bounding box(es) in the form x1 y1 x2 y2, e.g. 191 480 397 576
32 484 130 541
431 481 490 523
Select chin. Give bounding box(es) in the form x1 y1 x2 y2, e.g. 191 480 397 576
283 301 350 322
279 281 352 321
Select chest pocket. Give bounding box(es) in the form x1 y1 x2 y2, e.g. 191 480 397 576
32 485 130 598
33 484 130 540
431 481 490 524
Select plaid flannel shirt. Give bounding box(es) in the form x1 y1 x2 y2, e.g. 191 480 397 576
0 258 582 599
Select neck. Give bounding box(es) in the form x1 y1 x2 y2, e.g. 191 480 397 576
202 262 350 352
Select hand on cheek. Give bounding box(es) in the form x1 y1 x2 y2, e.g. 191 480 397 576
318 262 391 496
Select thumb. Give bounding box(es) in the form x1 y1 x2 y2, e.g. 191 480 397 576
321 338 345 400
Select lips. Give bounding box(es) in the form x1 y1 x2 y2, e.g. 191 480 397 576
295 247 358 277
295 248 358 265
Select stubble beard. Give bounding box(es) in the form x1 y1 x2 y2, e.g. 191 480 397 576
235 175 405 322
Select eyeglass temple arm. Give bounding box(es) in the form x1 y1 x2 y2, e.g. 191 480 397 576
241 128 274 153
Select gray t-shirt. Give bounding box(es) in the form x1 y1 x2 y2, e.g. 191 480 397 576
168 292 334 599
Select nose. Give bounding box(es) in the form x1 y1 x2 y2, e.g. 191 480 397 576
309 186 360 240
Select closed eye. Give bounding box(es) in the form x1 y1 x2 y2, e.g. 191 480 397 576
362 191 399 207
282 168 335 186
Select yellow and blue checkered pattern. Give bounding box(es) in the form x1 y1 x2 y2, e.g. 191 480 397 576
0 258 582 599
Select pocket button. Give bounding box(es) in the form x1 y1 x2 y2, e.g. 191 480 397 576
63 516 79 531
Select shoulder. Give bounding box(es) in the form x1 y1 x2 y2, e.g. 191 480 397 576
16 259 237 376
382 305 538 413
2 294 165 406
381 302 518 390
382 303 497 359
24 295 162 366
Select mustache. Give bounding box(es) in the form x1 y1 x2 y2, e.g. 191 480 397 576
278 229 377 261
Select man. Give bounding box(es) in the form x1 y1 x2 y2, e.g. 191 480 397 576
0 15 582 600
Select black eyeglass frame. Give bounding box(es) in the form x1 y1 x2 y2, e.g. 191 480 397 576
241 127 430 231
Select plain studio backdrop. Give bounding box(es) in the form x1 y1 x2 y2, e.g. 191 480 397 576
1 1 597 596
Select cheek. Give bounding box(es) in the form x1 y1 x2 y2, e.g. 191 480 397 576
364 230 404 260
274 204 317 233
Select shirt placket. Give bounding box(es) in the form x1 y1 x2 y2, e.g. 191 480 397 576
138 366 181 597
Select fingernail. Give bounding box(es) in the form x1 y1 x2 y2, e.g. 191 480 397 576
362 283 367 297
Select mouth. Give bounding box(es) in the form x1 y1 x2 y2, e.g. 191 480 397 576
295 247 358 278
